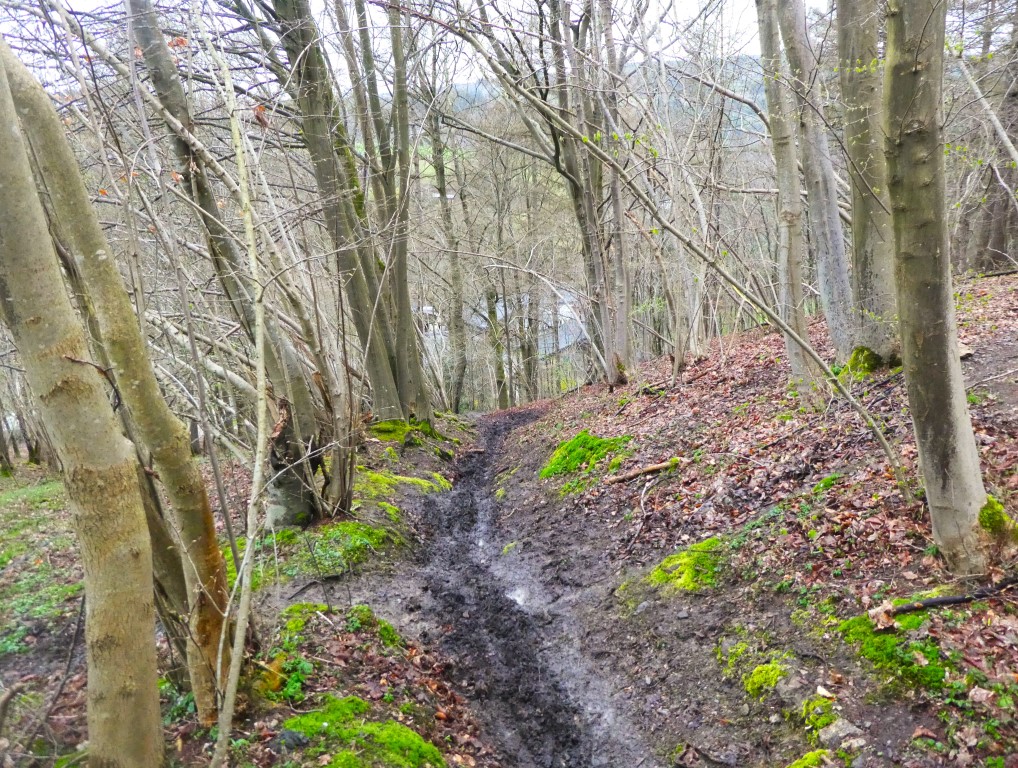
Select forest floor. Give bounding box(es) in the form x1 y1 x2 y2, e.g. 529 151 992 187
1 273 1018 768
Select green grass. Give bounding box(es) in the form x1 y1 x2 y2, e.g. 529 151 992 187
0 478 80 655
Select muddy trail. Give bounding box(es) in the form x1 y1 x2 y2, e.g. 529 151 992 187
373 409 662 768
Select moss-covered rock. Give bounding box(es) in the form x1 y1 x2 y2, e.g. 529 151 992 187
979 494 1016 542
845 346 883 377
284 694 445 767
799 695 837 734
646 537 725 592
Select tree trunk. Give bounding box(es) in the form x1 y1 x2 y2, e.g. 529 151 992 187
757 0 822 396
0 38 164 765
777 0 856 361
884 0 988 575
1 40 233 724
837 0 899 363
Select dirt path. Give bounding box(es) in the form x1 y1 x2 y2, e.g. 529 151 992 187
354 409 662 768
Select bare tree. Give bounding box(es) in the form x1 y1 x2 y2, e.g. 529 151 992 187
884 0 988 575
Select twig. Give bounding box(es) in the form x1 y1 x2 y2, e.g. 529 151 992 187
970 367 1018 388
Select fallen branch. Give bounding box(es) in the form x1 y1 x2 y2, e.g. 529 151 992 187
888 576 1018 618
606 458 685 484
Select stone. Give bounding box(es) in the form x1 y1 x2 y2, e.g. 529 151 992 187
819 718 864 748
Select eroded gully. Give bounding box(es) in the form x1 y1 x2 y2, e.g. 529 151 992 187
358 410 663 768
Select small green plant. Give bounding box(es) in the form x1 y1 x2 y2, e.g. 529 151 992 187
811 473 842 495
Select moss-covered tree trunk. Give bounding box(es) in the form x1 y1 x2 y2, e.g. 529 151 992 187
884 0 988 575
1 39 231 724
0 38 163 765
838 0 899 364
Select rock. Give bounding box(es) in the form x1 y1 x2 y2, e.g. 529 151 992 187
273 729 310 752
634 601 651 614
774 673 805 704
819 718 864 748
676 608 690 619
842 737 868 752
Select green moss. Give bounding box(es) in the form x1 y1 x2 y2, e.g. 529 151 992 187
355 468 449 500
979 495 1015 540
800 695 838 733
284 695 445 767
494 487 506 501
296 522 390 574
785 750 831 768
717 640 750 677
845 346 883 376
539 430 633 479
378 502 402 523
744 661 788 699
646 537 725 592
370 419 449 447
838 613 949 690
345 604 403 648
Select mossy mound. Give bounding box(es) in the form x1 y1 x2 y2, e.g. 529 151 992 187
284 695 445 767
838 611 950 690
539 430 632 479
845 346 884 376
646 537 725 592
370 419 451 447
784 750 831 768
355 468 451 499
744 661 788 699
346 604 403 648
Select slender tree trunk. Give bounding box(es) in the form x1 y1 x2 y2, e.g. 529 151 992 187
777 0 856 361
757 0 822 396
427 110 468 412
486 287 510 410
0 39 164 765
837 0 899 363
884 0 988 575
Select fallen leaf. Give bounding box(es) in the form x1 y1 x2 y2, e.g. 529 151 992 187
968 686 994 704
868 600 896 630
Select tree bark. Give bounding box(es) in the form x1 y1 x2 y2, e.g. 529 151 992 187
0 38 164 765
837 0 899 363
884 0 988 575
